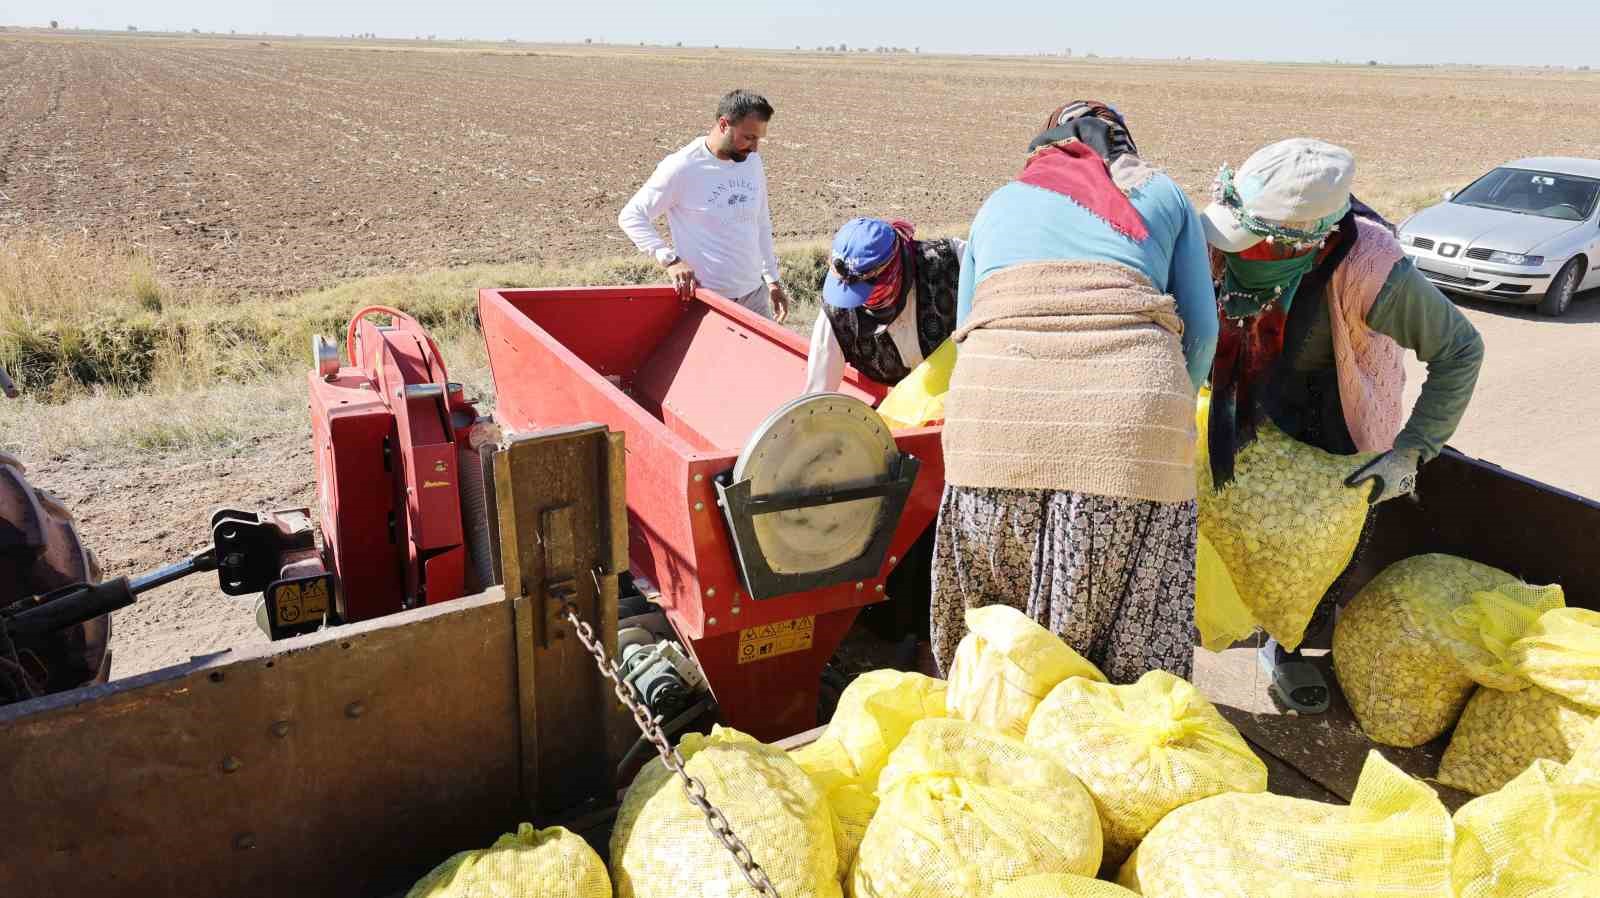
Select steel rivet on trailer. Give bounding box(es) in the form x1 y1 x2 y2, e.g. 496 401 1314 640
708 617 718 627
693 501 705 511
732 606 741 615
235 833 256 851
855 582 864 590
706 587 716 598
875 584 884 593
346 700 367 719
694 474 704 483
220 756 242 774
270 721 291 738
889 556 898 565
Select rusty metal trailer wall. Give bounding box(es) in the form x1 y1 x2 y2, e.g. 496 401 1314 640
1 591 526 898
1353 448 1600 611
1 424 631 898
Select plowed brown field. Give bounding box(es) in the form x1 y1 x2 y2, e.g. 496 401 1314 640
6 33 1600 294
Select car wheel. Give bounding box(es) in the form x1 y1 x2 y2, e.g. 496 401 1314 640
1538 257 1584 317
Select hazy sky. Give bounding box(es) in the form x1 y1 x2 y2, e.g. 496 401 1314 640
5 1 1598 67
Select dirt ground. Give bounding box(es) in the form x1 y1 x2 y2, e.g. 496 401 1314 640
6 33 1600 294
4 33 1598 679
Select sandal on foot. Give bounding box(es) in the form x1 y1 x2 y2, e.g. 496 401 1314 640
1258 642 1331 714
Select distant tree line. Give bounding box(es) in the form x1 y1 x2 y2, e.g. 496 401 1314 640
811 44 920 54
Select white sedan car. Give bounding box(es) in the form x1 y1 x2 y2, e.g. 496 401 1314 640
1398 157 1600 317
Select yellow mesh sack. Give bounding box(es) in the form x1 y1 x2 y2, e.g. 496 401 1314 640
814 670 949 781
851 719 1103 898
877 338 955 429
995 873 1141 898
792 671 947 876
1508 607 1600 709
1117 751 1453 898
406 824 610 898
1437 685 1600 796
1192 390 1258 653
1332 555 1565 747
1195 530 1257 652
1565 720 1600 785
1452 756 1600 898
1195 390 1375 650
612 726 841 898
946 605 1106 739
1023 670 1268 865
792 738 878 880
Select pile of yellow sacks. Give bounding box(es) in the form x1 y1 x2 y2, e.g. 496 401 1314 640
1333 554 1600 795
1439 606 1600 795
825 607 1271 897
405 605 1600 898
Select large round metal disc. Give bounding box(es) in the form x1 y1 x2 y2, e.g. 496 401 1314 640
732 394 897 575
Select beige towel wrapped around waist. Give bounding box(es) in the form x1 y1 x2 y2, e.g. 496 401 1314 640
943 260 1197 504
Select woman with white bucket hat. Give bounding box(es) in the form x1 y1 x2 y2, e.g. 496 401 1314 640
1201 138 1485 713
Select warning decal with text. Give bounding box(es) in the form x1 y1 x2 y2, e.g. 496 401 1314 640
737 616 815 664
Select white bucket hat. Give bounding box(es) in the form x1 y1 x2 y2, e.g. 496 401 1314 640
1202 138 1356 252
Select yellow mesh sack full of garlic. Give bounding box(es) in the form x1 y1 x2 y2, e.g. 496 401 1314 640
945 604 1106 739
1438 608 1600 795
1332 554 1565 747
612 727 840 898
1451 722 1600 898
1117 751 1452 898
1194 390 1375 650
1023 670 1267 866
406 824 611 898
850 718 1102 898
791 670 947 876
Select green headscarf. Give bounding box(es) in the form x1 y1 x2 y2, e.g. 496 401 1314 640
1219 251 1320 320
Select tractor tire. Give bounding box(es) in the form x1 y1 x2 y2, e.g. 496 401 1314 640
1 462 110 705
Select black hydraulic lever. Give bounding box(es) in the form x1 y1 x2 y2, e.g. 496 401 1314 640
2 548 218 638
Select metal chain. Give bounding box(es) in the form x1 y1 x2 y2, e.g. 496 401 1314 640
563 604 781 898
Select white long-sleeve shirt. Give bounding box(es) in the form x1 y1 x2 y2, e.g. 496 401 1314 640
617 138 781 299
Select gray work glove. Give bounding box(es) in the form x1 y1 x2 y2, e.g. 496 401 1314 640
1345 447 1423 505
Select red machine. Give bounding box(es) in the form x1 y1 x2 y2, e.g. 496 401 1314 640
479 285 946 740
6 294 946 741
309 307 482 623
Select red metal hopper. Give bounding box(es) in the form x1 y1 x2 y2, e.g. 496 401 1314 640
479 285 945 740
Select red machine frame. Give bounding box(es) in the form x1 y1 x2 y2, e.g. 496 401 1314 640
309 307 477 623
479 285 945 740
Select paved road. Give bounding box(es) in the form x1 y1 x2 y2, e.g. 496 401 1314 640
1401 289 1600 500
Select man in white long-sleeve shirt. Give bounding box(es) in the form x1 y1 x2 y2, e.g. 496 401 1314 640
617 89 789 322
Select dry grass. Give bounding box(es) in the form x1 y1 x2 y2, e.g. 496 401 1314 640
0 231 841 457
0 329 500 461
0 232 838 397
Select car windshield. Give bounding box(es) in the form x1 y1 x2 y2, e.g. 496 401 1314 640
1452 168 1600 221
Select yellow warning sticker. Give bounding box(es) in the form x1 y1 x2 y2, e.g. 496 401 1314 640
274 579 330 627
737 616 815 665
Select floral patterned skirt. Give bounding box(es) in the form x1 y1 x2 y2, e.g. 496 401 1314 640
930 484 1198 684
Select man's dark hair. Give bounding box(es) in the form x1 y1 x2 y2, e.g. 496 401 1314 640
717 89 773 124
